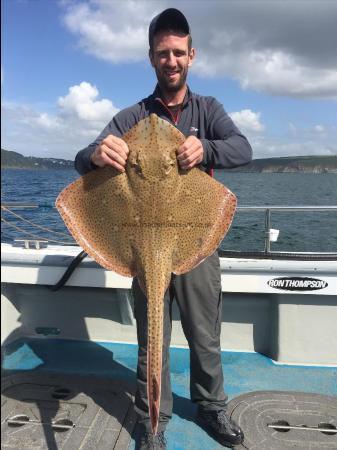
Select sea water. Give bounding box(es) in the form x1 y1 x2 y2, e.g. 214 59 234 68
1 169 337 252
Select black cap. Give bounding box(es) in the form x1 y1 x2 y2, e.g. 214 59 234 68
148 8 190 47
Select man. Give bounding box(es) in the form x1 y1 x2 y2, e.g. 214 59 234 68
75 8 252 449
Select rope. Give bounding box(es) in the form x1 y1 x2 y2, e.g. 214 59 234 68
1 206 70 237
1 218 76 245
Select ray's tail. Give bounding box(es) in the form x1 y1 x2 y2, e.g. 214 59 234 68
138 265 170 436
147 319 162 434
146 290 165 435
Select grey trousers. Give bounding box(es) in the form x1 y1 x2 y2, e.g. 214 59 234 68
132 252 228 432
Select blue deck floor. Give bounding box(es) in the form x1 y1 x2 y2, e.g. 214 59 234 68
2 338 337 449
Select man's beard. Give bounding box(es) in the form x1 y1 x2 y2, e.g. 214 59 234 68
156 67 188 93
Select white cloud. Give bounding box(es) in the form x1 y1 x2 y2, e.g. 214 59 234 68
195 49 337 98
2 92 336 160
2 72 336 160
35 113 61 129
228 110 335 158
250 125 337 158
63 1 153 63
62 0 337 98
229 109 264 133
1 82 119 159
58 81 117 121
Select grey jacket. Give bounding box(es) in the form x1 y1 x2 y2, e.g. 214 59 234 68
74 85 252 175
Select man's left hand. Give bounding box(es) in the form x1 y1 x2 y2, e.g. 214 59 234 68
177 136 204 170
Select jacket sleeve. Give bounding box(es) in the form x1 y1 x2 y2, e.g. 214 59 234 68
200 98 253 170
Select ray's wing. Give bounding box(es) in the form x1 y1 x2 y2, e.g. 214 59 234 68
56 166 136 276
172 169 237 275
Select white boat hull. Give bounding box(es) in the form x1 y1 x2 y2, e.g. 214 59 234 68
2 243 337 366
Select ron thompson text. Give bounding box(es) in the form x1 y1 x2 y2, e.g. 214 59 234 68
268 279 327 289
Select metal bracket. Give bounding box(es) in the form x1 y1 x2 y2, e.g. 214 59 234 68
14 239 48 250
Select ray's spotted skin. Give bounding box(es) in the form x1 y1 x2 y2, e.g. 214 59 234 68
56 114 237 434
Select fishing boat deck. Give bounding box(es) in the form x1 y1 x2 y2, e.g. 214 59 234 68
2 195 337 449
2 338 336 449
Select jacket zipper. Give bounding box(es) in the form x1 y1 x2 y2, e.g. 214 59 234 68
155 98 181 125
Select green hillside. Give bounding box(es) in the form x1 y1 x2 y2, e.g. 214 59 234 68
1 149 74 169
2 149 337 172
223 155 337 173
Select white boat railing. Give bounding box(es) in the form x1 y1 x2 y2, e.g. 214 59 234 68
2 203 337 255
236 206 337 252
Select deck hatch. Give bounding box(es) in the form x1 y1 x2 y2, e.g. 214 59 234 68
1 372 136 450
226 391 337 449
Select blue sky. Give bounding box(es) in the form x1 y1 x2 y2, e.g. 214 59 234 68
2 0 337 160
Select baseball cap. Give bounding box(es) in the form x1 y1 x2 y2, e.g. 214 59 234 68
148 8 190 47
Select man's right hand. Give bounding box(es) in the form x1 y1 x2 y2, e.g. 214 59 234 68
90 135 129 172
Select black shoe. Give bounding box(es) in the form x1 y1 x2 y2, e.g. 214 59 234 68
134 429 167 450
196 408 244 447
